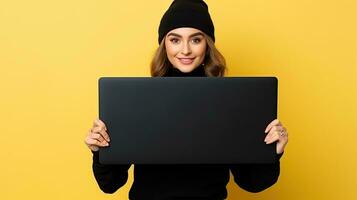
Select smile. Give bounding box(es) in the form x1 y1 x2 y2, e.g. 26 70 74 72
177 57 195 65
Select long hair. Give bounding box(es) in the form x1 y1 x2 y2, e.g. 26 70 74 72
150 33 227 77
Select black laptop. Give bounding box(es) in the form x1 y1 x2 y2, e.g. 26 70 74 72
98 77 278 164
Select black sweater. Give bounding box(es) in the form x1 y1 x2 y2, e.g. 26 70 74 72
92 66 283 199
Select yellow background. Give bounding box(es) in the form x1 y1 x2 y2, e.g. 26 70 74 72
1 0 356 199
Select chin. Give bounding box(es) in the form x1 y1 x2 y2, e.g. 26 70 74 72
174 64 197 73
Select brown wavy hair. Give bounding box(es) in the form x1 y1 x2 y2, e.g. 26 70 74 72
150 33 227 77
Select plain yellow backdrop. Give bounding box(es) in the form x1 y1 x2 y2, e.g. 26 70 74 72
1 0 356 199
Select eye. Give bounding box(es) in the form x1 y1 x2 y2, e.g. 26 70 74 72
191 37 202 44
170 38 180 44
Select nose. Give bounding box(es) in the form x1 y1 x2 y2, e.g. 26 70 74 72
181 41 192 55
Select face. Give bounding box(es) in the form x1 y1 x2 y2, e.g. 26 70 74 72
165 27 207 73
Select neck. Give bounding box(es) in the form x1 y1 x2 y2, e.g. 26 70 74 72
165 65 206 77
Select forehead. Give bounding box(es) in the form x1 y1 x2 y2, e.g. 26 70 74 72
167 27 204 36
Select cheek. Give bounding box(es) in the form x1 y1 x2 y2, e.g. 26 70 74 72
165 44 178 66
194 44 207 58
165 43 179 58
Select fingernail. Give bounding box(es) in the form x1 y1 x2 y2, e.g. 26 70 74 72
265 135 270 141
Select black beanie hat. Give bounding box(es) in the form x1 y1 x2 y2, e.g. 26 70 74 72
158 0 215 44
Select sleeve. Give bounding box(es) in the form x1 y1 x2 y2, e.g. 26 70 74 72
229 153 283 193
91 151 132 194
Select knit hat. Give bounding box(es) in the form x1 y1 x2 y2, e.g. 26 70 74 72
158 0 215 44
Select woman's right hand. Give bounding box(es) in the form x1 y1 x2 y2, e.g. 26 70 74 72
84 118 111 152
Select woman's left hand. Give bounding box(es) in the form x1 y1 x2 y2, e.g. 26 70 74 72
264 119 288 154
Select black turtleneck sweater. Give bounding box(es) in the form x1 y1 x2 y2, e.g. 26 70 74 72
92 66 283 199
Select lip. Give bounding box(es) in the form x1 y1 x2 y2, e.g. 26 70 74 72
177 57 195 65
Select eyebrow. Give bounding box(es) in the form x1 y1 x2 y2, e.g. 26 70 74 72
166 32 204 38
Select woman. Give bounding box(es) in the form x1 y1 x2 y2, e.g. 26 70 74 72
84 0 288 199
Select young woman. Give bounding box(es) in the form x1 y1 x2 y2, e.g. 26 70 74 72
84 0 288 199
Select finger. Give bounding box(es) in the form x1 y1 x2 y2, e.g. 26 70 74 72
266 131 280 144
100 130 110 142
92 126 110 142
264 126 282 142
93 118 107 130
264 119 281 133
276 127 288 137
93 118 100 127
282 127 288 137
98 119 107 130
264 119 276 133
85 137 109 147
97 130 110 142
91 132 105 143
92 126 104 133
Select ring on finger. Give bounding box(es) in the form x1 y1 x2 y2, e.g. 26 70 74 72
279 130 285 137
